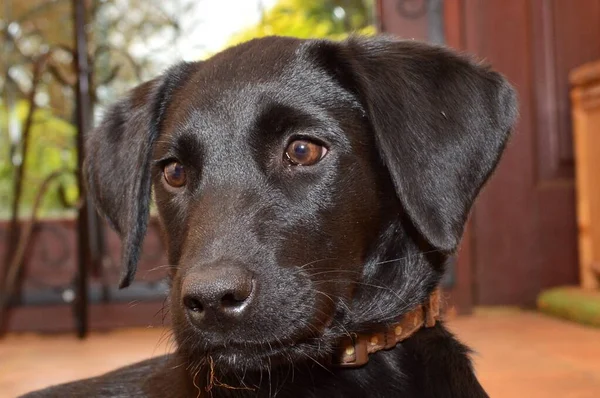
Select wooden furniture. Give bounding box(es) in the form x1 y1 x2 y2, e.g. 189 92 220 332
571 61 600 290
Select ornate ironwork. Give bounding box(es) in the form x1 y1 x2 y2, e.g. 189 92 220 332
0 0 164 337
0 170 78 330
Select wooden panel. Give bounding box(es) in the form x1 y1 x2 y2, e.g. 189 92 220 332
443 0 465 49
551 0 600 174
529 0 585 292
526 1 600 292
529 0 578 292
530 0 563 182
536 184 579 291
532 0 600 182
462 0 540 305
455 0 600 305
571 63 600 289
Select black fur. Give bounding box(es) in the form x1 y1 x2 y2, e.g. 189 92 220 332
23 35 517 398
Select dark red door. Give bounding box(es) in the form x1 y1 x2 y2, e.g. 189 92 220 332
379 0 600 309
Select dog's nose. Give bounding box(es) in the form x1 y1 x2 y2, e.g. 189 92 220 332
181 266 254 326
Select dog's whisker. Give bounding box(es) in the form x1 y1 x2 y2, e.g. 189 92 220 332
302 269 363 277
314 279 410 305
152 295 170 318
143 264 176 275
270 332 296 384
169 360 188 371
297 257 339 270
267 356 273 398
367 249 445 267
301 351 334 375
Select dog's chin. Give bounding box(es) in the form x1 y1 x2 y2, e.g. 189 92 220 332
179 334 338 372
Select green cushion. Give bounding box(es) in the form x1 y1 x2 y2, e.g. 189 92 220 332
537 287 600 328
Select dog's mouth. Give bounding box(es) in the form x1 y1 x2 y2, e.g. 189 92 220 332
188 333 338 371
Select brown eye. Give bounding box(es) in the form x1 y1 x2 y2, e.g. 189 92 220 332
285 140 327 166
163 161 186 188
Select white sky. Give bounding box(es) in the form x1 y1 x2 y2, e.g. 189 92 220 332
171 0 279 61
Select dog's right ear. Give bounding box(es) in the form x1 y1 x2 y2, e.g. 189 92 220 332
334 37 518 254
84 62 193 288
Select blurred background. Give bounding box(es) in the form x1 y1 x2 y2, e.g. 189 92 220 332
1 0 600 396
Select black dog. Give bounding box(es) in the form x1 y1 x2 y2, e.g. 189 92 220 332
24 35 517 398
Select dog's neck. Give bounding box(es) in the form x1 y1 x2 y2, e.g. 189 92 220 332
331 288 442 367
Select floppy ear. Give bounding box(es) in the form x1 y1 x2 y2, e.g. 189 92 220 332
342 36 518 253
84 63 192 288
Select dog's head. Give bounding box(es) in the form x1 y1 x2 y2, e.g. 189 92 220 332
85 36 517 371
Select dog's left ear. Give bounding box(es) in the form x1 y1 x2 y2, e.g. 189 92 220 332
84 63 193 288
340 36 518 252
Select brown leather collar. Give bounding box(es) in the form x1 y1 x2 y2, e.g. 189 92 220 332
332 288 442 368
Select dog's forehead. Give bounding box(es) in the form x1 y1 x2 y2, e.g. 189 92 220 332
162 38 353 127
181 38 312 102
200 36 306 81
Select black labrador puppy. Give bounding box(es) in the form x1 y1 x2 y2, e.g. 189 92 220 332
24 35 517 398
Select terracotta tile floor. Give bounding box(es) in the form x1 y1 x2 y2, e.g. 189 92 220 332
1 308 599 397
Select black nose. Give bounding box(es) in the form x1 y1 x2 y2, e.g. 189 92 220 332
181 266 254 326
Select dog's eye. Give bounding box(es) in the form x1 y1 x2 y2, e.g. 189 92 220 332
285 139 327 166
163 161 187 188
